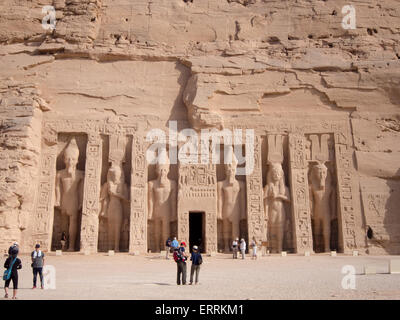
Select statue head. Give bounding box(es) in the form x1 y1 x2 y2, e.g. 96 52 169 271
63 138 79 169
225 147 238 180
107 163 124 184
311 162 328 189
156 154 170 184
268 162 283 183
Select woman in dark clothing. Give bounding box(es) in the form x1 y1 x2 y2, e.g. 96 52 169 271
4 255 22 299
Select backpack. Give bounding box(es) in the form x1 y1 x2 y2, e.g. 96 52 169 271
173 250 186 263
173 250 180 262
3 257 17 281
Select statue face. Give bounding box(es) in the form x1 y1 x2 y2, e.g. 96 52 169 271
64 154 78 168
157 165 169 179
270 164 282 182
314 165 328 184
108 166 123 183
225 163 236 179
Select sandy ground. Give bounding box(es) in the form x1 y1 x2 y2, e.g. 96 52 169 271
1 252 400 300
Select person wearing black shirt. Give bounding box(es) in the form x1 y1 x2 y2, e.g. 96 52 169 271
4 255 22 299
189 245 203 285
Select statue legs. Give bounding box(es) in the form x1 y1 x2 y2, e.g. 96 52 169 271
313 218 326 252
222 220 230 253
108 216 122 252
154 219 161 252
232 221 240 246
322 218 331 252
269 210 285 253
162 218 170 250
276 223 284 253
68 214 78 251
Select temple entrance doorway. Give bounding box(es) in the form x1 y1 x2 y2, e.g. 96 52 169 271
189 211 205 253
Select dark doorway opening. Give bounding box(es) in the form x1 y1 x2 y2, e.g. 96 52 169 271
189 211 205 253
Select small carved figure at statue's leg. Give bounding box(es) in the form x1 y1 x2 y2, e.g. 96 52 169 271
222 220 230 253
162 218 170 251
114 220 122 252
314 218 323 252
276 224 284 253
108 220 115 251
232 222 240 250
68 215 78 251
323 218 331 253
154 220 161 252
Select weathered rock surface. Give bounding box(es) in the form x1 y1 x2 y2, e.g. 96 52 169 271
0 0 399 254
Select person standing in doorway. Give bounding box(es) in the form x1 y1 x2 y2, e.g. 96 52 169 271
3 250 22 299
189 245 202 285
232 238 239 259
250 237 258 260
60 232 67 251
240 238 246 259
31 244 45 289
165 237 172 259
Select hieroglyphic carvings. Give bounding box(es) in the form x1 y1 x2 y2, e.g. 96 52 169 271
288 133 313 253
246 135 264 245
334 133 357 253
31 146 57 251
178 163 217 253
80 134 102 253
129 135 148 253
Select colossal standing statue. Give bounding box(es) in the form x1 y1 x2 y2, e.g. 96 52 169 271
217 152 246 253
148 155 177 252
263 162 290 253
55 138 84 251
309 162 336 252
99 163 129 252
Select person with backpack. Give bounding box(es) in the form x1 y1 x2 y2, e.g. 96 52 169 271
165 237 172 259
31 244 45 289
173 242 188 285
189 245 203 285
3 250 22 299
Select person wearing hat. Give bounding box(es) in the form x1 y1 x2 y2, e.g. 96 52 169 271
189 245 203 285
31 244 45 289
231 238 239 259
